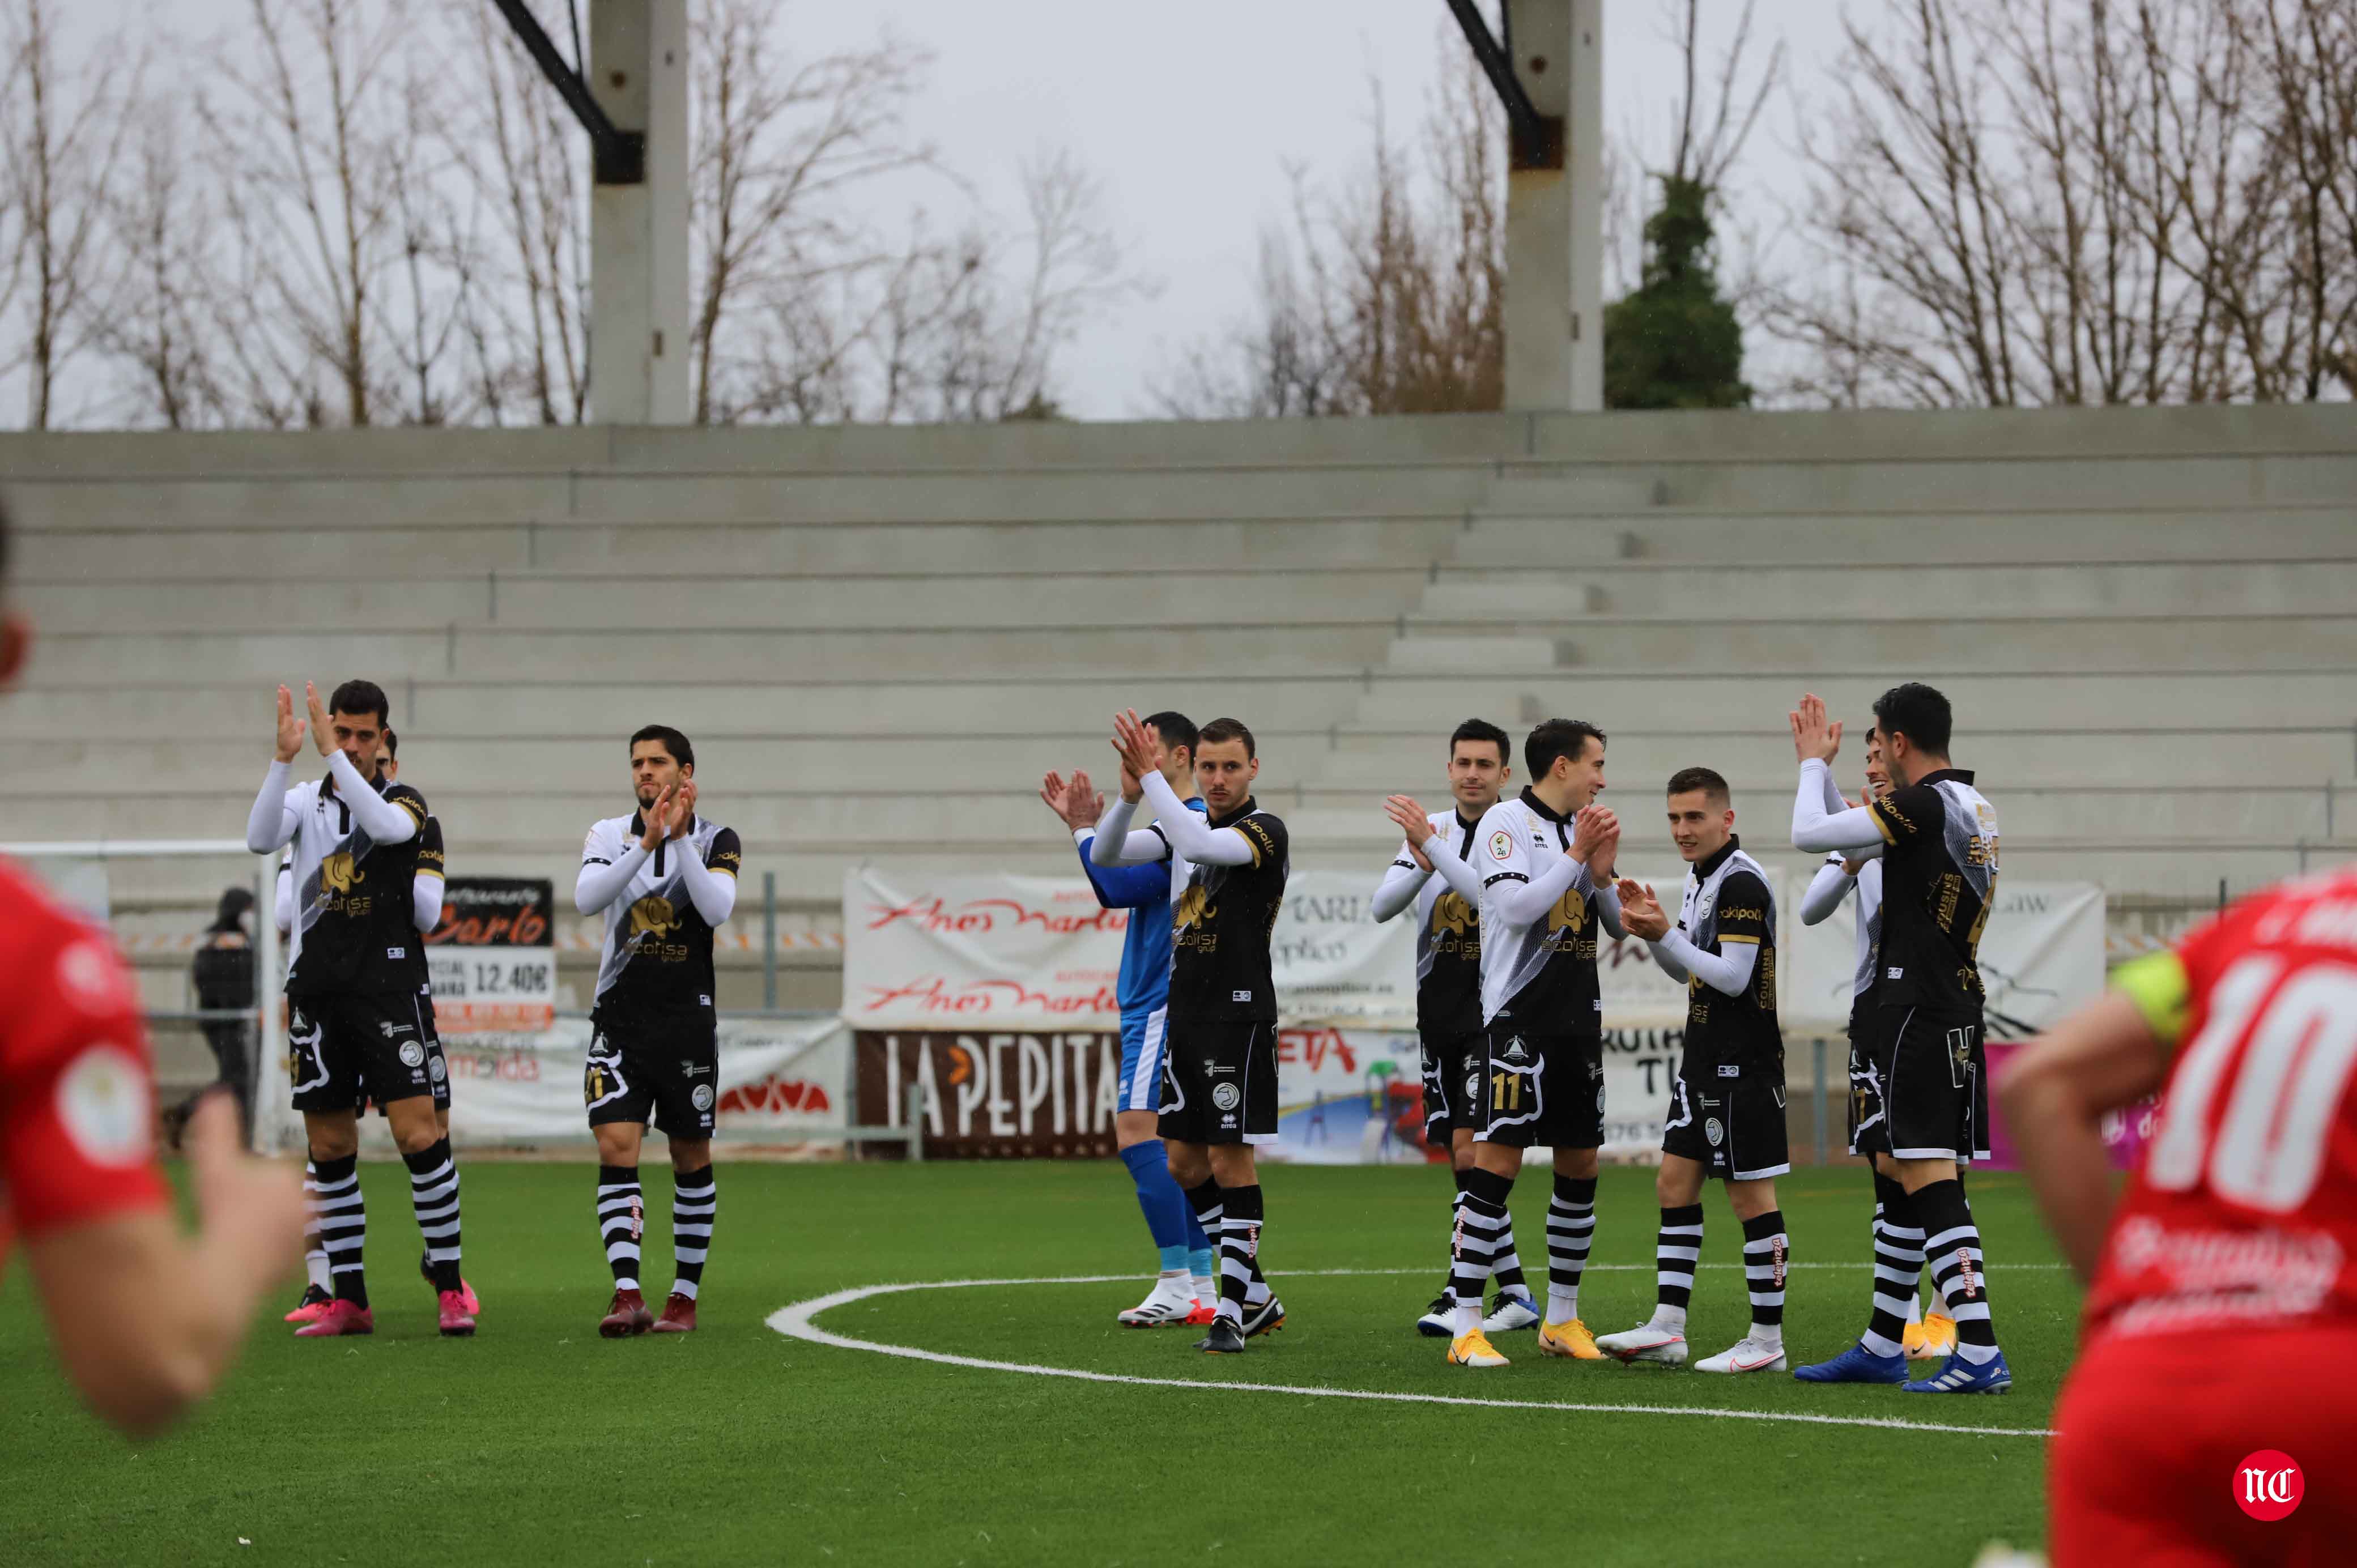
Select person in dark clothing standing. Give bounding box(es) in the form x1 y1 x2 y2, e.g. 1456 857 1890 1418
189 887 259 1139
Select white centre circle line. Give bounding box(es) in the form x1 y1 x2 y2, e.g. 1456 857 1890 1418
766 1268 2057 1441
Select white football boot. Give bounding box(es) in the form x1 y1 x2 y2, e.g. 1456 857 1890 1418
1694 1336 1790 1374
1594 1319 1689 1365
1117 1273 1201 1327
1482 1292 1543 1333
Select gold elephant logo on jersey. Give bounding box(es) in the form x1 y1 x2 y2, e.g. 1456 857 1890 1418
629 895 680 941
1175 883 1214 932
1545 888 1588 935
1431 892 1473 936
320 853 364 895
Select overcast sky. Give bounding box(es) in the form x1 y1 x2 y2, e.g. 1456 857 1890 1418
60 2 1863 421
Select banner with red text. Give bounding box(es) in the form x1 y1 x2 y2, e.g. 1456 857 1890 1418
840 866 1737 1033
357 1015 846 1152
424 877 558 1034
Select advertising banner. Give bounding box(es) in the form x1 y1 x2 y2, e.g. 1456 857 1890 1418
1784 879 2107 1036
426 877 558 1034
361 1015 846 1151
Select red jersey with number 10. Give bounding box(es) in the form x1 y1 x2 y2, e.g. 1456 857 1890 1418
0 858 169 1279
2084 864 2357 1345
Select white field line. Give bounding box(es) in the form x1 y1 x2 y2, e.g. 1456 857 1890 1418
766 1270 2057 1441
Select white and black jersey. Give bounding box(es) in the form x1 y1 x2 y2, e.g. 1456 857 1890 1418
282 772 431 999
1672 838 1780 1072
1376 809 1484 1040
1866 769 1999 1015
581 813 743 1014
1475 788 1606 1033
1168 803 1289 1025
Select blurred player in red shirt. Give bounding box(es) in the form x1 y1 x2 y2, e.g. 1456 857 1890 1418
0 497 304 1435
2002 864 2357 1565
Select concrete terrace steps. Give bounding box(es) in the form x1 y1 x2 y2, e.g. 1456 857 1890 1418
1416 560 2357 619
1450 510 2356 566
13 568 1432 634
1386 615 2357 673
0 677 1371 740
10 517 1471 578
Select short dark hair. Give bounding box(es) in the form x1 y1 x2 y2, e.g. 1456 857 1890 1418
1873 683 1952 757
1197 717 1255 759
329 679 390 729
1524 718 1605 779
630 724 695 770
1143 710 1198 759
381 728 399 760
1449 718 1511 765
1665 766 1729 804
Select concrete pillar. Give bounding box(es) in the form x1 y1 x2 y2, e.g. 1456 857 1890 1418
589 0 690 425
1502 0 1604 412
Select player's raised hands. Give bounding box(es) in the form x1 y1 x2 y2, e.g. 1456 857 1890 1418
1065 770 1104 829
1110 709 1166 795
273 685 306 762
1383 796 1436 870
638 784 677 850
1789 693 1842 764
673 779 699 837
1616 879 1671 940
302 681 338 759
1570 803 1618 860
1590 815 1622 881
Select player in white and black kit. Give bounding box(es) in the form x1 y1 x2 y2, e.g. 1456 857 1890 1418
245 680 471 1338
1788 685 2011 1394
1604 768 1793 1373
574 726 741 1338
1442 719 1625 1370
1793 731 1956 1377
1374 719 1542 1337
1094 712 1289 1354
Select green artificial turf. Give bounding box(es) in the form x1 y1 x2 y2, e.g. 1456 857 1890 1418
1 1161 2073 1567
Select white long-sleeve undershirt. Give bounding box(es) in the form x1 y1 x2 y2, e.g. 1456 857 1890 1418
1800 858 1856 926
1371 857 1426 923
1792 757 1887 855
576 840 652 915
1491 848 1594 931
675 838 737 925
1647 927 1758 996
1092 771 1260 867
248 760 298 853
413 873 444 935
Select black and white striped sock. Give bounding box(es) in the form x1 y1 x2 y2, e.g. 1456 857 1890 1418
597 1164 644 1293
1216 1183 1263 1328
1449 1168 1511 1336
670 1166 716 1300
1652 1204 1704 1334
1740 1209 1788 1345
311 1152 367 1309
301 1158 330 1293
1862 1173 1922 1357
1915 1178 1999 1363
1440 1184 1467 1299
404 1138 462 1293
1545 1174 1597 1323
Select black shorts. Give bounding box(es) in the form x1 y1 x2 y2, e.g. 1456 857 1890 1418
1662 1060 1789 1180
585 1006 719 1137
287 990 439 1114
1420 1028 1484 1142
1474 1027 1605 1149
1849 1004 1988 1164
1158 1020 1278 1147
360 996 450 1117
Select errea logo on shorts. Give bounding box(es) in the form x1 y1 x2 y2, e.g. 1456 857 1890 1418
2235 1451 2303 1521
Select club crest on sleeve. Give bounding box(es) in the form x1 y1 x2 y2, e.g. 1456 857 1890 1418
1488 830 1513 860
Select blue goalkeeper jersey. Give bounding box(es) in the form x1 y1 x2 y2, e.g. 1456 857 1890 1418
1077 796 1205 1019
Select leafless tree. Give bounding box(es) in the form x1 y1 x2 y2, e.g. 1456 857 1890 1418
0 0 143 428
1764 0 2355 407
97 96 228 428
440 0 590 424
